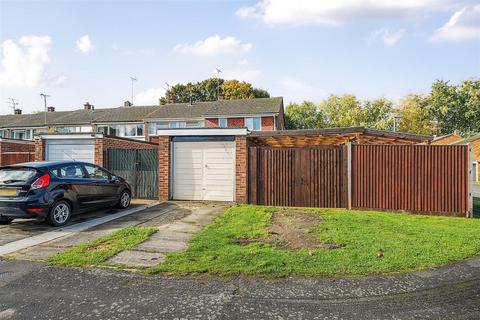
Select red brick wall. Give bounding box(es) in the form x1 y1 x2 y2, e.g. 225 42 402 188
228 118 245 128
205 118 218 127
34 139 45 162
94 137 158 166
0 140 36 166
235 136 247 203
144 123 150 141
158 136 170 201
261 116 274 131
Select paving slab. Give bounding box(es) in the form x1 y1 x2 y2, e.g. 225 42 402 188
159 222 203 233
108 250 165 267
135 238 188 253
106 201 229 268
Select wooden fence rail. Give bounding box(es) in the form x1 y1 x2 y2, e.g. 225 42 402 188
248 144 472 217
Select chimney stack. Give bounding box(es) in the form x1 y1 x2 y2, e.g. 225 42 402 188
14 109 22 115
84 102 94 110
123 100 132 107
47 106 55 112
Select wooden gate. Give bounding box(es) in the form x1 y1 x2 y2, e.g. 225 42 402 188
249 146 346 207
1 152 35 166
105 149 158 199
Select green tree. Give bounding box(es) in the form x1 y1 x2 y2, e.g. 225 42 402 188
319 94 364 127
425 79 480 136
396 94 435 135
284 101 322 129
362 98 394 130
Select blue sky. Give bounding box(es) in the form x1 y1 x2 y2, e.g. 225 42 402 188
0 0 479 114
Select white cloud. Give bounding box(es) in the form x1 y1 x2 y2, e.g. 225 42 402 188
76 35 95 53
280 77 326 103
0 35 52 87
372 28 406 46
174 35 252 56
135 87 166 105
236 0 457 26
433 5 480 40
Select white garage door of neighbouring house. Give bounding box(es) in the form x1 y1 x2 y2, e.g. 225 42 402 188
45 139 95 163
173 141 235 201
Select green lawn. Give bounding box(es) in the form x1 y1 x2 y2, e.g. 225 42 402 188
149 205 480 277
50 226 156 267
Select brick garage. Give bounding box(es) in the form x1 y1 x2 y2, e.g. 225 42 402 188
35 133 157 166
157 128 248 203
0 138 35 166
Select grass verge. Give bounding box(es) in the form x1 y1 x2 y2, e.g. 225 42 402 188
49 226 156 267
149 205 480 277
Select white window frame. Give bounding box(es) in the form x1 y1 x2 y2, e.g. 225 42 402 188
219 118 228 128
245 117 261 131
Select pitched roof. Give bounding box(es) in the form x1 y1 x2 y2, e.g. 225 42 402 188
0 97 284 128
452 133 480 145
145 97 283 120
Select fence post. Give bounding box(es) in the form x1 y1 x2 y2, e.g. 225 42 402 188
468 144 474 218
347 142 352 210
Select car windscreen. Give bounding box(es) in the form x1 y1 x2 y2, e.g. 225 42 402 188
0 168 38 184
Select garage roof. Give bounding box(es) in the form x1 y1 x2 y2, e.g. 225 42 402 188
249 127 433 147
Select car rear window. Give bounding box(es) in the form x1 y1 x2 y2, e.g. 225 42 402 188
0 168 38 184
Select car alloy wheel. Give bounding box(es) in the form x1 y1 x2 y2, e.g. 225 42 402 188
119 190 131 209
47 201 71 227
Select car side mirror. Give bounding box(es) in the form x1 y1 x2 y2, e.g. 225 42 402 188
110 175 118 182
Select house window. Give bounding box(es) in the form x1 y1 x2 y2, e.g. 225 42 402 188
124 124 143 137
245 117 261 131
13 130 32 140
168 121 186 128
0 130 4 138
219 118 228 128
57 126 81 133
253 117 261 131
148 123 157 135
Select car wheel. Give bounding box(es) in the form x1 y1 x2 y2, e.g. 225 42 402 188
0 216 13 225
47 200 72 227
117 190 131 209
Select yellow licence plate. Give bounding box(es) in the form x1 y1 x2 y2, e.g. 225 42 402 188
0 188 17 197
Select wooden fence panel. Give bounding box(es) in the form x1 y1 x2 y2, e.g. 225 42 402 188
248 146 346 208
351 145 470 216
1 152 35 166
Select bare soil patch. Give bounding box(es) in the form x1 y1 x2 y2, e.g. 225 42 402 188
237 210 344 250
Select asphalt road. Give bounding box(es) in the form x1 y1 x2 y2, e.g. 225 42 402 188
1 258 480 319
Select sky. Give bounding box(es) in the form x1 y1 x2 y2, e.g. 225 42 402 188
0 0 479 115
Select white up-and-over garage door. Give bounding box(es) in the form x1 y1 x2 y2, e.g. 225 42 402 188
45 139 95 163
173 141 235 201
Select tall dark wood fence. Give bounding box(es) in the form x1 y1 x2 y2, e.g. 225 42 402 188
248 144 472 217
351 145 470 216
248 147 346 208
1 152 35 166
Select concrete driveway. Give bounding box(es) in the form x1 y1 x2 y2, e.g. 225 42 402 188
0 199 154 255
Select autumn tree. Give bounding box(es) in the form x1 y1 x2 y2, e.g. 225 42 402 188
160 78 270 104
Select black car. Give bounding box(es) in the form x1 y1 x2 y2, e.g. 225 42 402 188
0 161 132 227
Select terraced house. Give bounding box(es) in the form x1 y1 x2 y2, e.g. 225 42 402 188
0 97 285 142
